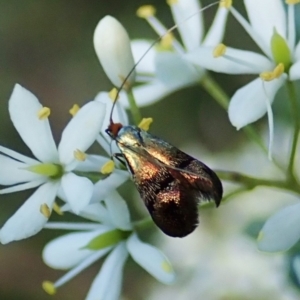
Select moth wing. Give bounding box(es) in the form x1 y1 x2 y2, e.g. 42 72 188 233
148 170 199 238
130 154 199 238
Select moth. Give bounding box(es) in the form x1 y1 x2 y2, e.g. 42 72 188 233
106 121 223 238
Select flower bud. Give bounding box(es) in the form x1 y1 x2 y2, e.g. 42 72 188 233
94 16 136 89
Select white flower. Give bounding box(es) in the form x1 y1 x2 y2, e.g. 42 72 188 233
100 0 229 107
94 15 136 89
186 0 300 157
0 84 105 244
42 193 175 299
258 202 300 253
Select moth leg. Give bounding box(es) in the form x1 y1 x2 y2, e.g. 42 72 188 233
113 153 126 167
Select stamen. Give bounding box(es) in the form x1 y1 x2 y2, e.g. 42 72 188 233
286 0 300 4
161 261 173 273
219 0 232 8
42 281 57 295
74 149 86 161
69 104 80 116
272 63 284 78
260 63 284 81
138 118 153 131
159 33 174 50
101 160 115 174
136 5 156 18
37 107 50 120
53 202 64 216
166 0 178 5
40 204 51 218
109 88 119 102
213 43 227 57
260 71 274 81
261 81 274 161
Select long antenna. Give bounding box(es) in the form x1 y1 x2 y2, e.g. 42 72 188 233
109 1 221 124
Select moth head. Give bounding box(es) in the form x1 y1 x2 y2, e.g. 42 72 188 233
116 126 145 149
106 122 123 139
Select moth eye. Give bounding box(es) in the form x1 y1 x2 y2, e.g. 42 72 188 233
134 142 141 147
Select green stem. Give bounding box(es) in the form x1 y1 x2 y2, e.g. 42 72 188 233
286 81 300 180
200 73 228 109
217 170 300 194
200 73 285 172
127 88 142 125
133 216 153 231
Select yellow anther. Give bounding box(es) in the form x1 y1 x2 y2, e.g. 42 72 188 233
101 160 115 174
53 202 64 216
213 43 227 58
136 5 156 18
40 203 51 218
260 71 274 81
219 0 232 8
286 0 300 4
69 104 80 116
160 33 174 50
109 88 119 102
138 118 153 131
166 0 178 5
272 63 284 78
37 107 51 120
42 281 57 295
257 231 264 242
161 261 173 273
260 63 285 81
74 149 87 161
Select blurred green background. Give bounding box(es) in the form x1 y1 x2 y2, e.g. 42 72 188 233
0 1 300 299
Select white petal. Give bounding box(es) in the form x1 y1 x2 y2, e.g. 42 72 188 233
61 173 93 214
44 222 101 231
127 234 175 284
287 4 296 51
0 179 46 194
104 191 132 230
203 6 229 46
120 80 175 107
185 46 273 74
86 242 128 300
155 52 201 87
244 0 286 46
0 154 44 185
0 181 59 244
0 145 40 165
58 101 105 166
54 249 111 289
289 60 300 81
8 84 58 163
94 16 136 88
228 75 286 129
74 154 108 172
169 0 203 51
43 228 110 269
131 40 156 74
90 170 129 203
258 203 300 252
79 202 113 225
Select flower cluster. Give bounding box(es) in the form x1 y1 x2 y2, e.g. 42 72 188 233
1 0 300 299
